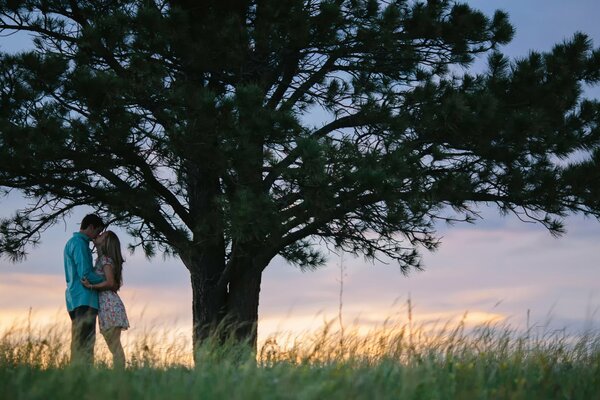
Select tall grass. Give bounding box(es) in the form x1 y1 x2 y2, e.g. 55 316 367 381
1 313 599 399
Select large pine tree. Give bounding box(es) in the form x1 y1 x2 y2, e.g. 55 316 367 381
1 1 599 352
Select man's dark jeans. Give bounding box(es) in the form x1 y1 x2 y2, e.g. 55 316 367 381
68 306 98 365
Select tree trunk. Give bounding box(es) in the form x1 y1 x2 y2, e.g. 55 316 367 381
190 268 227 346
187 250 266 357
186 246 227 358
185 150 227 353
226 260 263 349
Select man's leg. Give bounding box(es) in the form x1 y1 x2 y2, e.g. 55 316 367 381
69 306 97 365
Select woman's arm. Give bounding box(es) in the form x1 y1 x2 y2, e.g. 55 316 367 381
82 264 115 291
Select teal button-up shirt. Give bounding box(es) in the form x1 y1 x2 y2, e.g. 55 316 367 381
63 232 104 311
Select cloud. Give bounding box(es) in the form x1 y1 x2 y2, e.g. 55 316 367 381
2 207 599 343
257 212 600 337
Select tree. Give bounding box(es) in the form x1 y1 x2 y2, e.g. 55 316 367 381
1 0 599 352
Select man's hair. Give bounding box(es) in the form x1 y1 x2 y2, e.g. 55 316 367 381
80 214 105 230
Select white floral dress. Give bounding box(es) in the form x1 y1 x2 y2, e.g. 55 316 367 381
94 255 130 333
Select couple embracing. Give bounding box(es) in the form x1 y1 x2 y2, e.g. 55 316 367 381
63 214 129 367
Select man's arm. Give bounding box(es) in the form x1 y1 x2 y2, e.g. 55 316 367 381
73 241 104 284
85 263 116 291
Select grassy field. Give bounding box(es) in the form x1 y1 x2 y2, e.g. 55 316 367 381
1 316 599 400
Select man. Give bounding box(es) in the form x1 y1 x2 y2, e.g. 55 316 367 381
63 213 105 364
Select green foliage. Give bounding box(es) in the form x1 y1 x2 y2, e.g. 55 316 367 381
0 0 597 269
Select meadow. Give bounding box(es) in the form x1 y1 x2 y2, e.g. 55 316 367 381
1 313 599 400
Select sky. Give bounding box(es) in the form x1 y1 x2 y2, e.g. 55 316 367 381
1 1 600 352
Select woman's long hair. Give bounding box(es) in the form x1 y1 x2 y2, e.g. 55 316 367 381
98 230 125 291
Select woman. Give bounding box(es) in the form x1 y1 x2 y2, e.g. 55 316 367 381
82 230 129 368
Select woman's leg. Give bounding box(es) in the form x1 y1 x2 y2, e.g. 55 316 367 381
102 328 125 368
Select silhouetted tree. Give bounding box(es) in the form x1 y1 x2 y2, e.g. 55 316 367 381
1 0 599 352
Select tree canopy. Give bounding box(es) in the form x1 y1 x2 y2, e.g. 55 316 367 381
1 0 599 348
